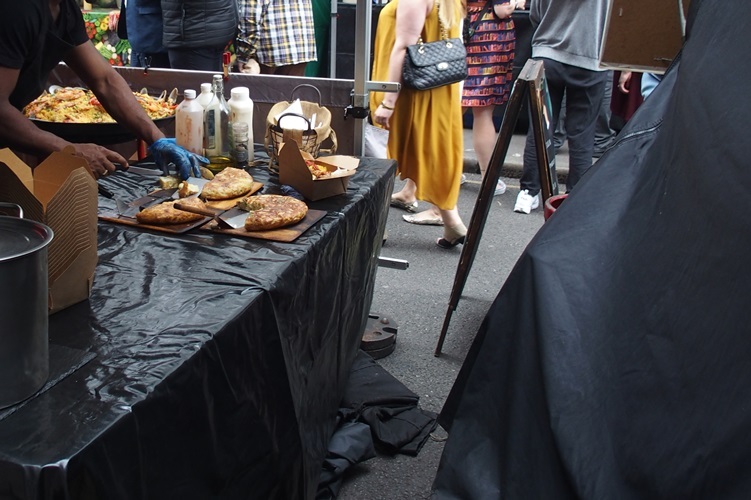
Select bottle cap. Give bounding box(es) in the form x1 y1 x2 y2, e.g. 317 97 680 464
230 87 250 100
200 83 212 93
184 89 196 99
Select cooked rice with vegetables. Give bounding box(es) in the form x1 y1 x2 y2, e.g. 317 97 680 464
23 87 176 123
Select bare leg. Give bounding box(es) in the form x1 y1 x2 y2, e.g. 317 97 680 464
472 106 506 195
436 206 466 247
392 178 417 204
472 106 496 178
438 206 462 228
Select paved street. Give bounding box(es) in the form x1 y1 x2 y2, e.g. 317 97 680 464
337 131 571 498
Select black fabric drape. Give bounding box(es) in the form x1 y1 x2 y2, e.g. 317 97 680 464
433 1 751 498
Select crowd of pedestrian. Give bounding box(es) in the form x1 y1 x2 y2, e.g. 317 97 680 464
108 0 650 223
113 0 318 74
379 0 658 242
12 0 661 235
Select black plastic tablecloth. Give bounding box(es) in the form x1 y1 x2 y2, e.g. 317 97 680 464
0 158 395 500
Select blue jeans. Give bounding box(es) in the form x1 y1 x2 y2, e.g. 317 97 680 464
521 59 609 195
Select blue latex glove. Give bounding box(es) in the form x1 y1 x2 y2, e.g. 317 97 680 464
148 138 208 179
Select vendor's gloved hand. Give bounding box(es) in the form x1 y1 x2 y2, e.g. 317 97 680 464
148 138 208 179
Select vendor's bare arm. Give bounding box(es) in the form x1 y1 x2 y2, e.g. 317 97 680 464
64 42 165 146
0 66 127 177
0 67 70 153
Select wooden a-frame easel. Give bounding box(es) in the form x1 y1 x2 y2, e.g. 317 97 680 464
435 59 559 356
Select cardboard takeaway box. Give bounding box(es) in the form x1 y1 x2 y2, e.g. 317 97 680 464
0 149 98 314
278 141 359 201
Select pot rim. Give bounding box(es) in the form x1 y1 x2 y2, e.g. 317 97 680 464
0 216 54 263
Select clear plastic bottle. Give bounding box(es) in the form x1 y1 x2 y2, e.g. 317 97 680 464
197 82 214 109
175 89 204 156
203 75 233 171
228 86 254 160
231 122 249 168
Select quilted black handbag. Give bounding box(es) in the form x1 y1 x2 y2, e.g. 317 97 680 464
402 0 468 90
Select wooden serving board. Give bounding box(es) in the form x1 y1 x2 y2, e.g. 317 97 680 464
99 212 213 234
204 209 327 243
204 181 264 209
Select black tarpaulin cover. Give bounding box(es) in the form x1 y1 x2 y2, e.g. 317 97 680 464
433 0 751 498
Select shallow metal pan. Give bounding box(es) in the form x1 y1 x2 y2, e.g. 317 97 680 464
30 116 175 145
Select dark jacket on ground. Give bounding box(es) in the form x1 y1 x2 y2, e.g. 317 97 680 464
161 0 238 49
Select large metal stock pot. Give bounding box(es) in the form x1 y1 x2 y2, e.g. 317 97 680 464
0 203 54 409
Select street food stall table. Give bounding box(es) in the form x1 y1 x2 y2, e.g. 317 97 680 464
0 159 395 499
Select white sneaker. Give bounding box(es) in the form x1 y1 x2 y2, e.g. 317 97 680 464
514 189 540 214
494 179 507 196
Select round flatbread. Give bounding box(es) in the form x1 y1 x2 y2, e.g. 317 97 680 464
237 195 308 231
201 167 254 200
136 197 207 225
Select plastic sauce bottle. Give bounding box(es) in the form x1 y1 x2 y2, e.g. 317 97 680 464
197 82 214 109
228 86 254 156
203 74 233 171
175 89 204 156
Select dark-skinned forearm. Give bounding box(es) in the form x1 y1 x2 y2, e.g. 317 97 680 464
87 71 165 145
0 102 74 156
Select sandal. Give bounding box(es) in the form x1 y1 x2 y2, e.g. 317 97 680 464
390 196 419 213
403 212 444 226
436 223 467 249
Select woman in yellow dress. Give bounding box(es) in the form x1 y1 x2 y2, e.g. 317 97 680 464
372 0 467 248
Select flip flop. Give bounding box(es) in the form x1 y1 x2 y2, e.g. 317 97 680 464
402 213 444 226
390 197 418 213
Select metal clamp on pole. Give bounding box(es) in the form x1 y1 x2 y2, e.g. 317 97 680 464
344 89 370 120
345 81 401 121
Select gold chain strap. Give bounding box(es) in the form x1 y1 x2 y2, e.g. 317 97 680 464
417 0 452 51
437 0 449 41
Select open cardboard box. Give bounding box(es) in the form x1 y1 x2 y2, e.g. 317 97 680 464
278 141 359 201
0 149 98 314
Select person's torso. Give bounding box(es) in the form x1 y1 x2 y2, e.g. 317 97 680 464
161 0 238 49
530 0 609 71
126 0 166 54
1 0 88 109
